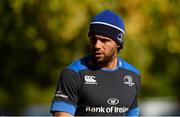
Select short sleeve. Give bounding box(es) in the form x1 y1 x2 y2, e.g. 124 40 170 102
127 74 141 116
50 69 82 114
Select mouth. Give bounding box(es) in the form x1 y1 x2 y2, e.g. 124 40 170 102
93 51 103 58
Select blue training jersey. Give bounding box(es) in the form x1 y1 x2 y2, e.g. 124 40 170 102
50 55 141 116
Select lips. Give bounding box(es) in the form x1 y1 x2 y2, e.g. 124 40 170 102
93 51 103 57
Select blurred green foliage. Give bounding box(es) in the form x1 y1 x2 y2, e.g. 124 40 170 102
0 0 179 115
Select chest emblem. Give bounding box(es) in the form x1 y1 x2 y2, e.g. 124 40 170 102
84 75 97 85
107 98 119 105
124 75 134 86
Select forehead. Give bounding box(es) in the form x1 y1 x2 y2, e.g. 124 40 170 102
90 35 112 40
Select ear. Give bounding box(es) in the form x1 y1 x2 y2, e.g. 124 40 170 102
117 44 121 52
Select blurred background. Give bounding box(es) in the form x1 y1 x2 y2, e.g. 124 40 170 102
0 0 180 116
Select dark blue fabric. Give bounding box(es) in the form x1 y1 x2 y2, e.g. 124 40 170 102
91 10 125 32
89 23 124 46
66 56 140 75
53 56 140 115
119 58 140 75
66 58 88 72
126 107 140 116
50 101 76 115
89 10 125 49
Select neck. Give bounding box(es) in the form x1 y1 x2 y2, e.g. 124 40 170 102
100 57 118 69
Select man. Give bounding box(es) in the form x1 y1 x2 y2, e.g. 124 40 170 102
50 10 141 116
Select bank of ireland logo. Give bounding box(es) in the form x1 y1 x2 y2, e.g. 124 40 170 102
124 75 134 86
84 75 97 84
107 98 119 105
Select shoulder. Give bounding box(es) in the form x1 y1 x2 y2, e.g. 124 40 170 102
118 57 141 89
65 56 89 73
118 57 140 75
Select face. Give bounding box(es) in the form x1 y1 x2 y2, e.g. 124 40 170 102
89 35 119 64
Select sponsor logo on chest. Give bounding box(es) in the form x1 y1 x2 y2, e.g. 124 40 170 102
107 98 119 105
85 98 129 113
84 75 97 85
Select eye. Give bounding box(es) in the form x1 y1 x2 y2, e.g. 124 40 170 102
100 38 110 43
90 36 97 44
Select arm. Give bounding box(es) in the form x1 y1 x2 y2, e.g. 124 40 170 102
50 69 81 116
126 107 140 116
53 112 73 116
127 74 141 116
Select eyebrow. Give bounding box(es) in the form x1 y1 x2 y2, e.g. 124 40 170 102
98 37 111 40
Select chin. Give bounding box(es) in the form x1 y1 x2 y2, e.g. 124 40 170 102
94 57 106 63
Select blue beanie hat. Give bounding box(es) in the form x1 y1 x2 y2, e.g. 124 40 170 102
88 10 125 49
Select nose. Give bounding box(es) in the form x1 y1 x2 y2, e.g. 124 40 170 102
94 39 102 49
